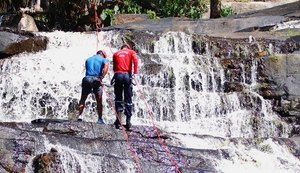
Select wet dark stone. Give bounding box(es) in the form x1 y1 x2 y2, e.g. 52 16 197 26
224 81 244 93
0 31 48 59
0 121 225 173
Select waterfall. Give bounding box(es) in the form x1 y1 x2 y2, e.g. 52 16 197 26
133 31 290 138
0 31 291 138
273 19 300 30
24 135 137 173
1 30 298 173
0 31 117 122
0 15 3 26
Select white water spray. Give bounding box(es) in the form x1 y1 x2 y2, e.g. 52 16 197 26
0 30 297 173
0 15 3 26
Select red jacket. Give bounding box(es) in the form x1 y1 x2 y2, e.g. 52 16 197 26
113 48 138 74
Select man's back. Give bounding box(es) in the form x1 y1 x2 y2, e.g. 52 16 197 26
113 48 138 74
85 54 107 77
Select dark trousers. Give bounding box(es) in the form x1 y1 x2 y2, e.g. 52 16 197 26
113 73 133 122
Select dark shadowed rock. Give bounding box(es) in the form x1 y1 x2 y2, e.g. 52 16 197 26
224 81 244 92
0 31 48 59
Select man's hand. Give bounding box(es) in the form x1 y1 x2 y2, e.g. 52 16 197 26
99 76 104 85
131 74 137 85
131 74 135 80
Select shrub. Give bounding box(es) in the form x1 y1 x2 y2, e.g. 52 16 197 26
221 5 234 17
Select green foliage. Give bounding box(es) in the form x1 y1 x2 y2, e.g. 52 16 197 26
287 29 300 37
34 0 211 30
220 5 234 17
101 9 115 25
188 6 203 19
159 0 207 19
120 0 142 14
146 10 159 19
34 13 48 23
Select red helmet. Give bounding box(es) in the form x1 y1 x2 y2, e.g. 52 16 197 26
97 50 107 58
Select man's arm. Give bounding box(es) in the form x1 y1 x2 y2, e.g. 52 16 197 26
102 62 109 78
132 52 138 74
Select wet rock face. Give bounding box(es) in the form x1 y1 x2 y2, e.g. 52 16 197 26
32 148 62 173
188 35 300 116
1 121 300 173
114 29 300 121
0 31 48 59
260 54 300 117
0 121 221 173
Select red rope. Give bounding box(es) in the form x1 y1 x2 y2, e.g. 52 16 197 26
99 33 182 173
133 78 182 173
91 1 143 172
92 1 181 171
103 86 143 173
92 1 100 51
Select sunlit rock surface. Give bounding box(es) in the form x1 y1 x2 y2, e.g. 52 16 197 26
0 120 222 173
0 121 300 173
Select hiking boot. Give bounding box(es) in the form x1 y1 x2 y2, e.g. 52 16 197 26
97 118 105 124
77 115 83 122
125 116 132 130
125 122 132 131
114 120 120 129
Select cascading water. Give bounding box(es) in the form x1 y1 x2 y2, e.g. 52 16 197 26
0 15 3 26
0 31 108 122
0 30 291 135
131 31 289 138
0 30 299 173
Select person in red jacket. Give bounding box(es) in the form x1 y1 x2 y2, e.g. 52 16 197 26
112 44 138 130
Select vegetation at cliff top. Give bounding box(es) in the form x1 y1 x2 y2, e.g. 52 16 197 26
1 0 235 31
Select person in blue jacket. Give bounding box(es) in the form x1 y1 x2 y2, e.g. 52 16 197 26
78 50 109 124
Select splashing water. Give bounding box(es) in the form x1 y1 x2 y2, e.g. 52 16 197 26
0 15 3 26
273 20 300 30
0 31 117 122
0 31 290 138
134 32 290 138
216 138 300 173
24 135 137 173
0 30 296 173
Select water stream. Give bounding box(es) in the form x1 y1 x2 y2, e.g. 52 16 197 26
0 15 3 26
0 30 299 172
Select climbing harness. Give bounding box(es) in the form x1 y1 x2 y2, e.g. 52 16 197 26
103 86 143 173
90 1 143 173
111 39 182 172
91 1 182 172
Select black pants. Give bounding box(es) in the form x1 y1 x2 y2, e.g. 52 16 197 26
81 76 102 96
113 73 133 120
